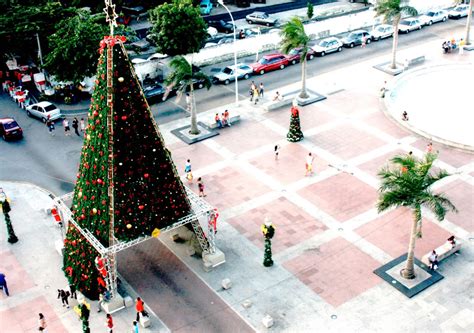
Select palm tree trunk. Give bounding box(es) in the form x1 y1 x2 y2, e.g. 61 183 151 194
465 0 473 45
391 16 400 70
299 58 309 99
189 84 200 135
401 205 421 279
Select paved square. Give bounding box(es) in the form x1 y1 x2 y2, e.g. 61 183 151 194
283 237 381 307
437 179 474 233
298 172 378 222
0 251 35 295
226 196 327 253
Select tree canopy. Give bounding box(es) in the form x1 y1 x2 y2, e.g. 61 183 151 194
149 0 208 56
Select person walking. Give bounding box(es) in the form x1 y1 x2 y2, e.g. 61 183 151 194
305 152 314 176
63 118 71 136
69 283 77 299
459 38 465 55
197 177 206 197
46 117 55 136
80 118 86 133
361 35 367 48
131 321 139 333
38 313 48 332
184 159 193 183
253 85 259 105
135 297 145 322
106 313 114 333
259 83 264 98
72 117 80 136
57 288 70 308
274 144 280 160
0 272 9 296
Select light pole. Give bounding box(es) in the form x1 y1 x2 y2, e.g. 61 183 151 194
218 0 239 106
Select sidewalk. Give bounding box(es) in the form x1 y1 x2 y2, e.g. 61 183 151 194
2 35 473 332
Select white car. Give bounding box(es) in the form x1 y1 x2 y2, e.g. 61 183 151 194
371 24 394 41
26 102 61 122
448 5 470 19
212 63 253 84
311 37 343 56
419 10 448 26
398 18 422 33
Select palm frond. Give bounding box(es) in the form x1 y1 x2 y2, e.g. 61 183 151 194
280 16 309 56
193 71 212 90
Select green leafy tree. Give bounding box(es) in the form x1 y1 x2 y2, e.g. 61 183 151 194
307 1 314 20
280 17 310 99
149 0 208 56
377 153 457 279
374 0 417 70
166 56 212 134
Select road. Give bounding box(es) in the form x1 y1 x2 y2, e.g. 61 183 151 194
0 19 467 196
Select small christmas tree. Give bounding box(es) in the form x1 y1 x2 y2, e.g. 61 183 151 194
1 199 18 244
287 106 304 142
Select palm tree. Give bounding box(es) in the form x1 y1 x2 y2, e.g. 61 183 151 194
374 0 418 70
377 153 457 279
280 17 310 99
166 56 212 135
465 0 473 45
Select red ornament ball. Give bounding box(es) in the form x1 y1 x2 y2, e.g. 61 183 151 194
121 115 127 121
144 173 149 178
138 205 144 210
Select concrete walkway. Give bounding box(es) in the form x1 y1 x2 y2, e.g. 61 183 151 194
1 31 473 332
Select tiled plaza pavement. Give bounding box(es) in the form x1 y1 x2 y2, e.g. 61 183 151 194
163 41 474 331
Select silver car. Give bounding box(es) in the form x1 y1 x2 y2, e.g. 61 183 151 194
371 24 394 41
419 10 448 26
311 37 343 56
212 63 253 85
245 12 277 26
26 102 61 122
398 18 422 33
448 5 470 19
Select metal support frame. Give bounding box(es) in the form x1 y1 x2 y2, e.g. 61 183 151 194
55 186 217 297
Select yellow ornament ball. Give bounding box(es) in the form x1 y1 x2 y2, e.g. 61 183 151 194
86 134 91 140
92 208 97 214
118 77 124 82
126 224 132 229
78 191 83 198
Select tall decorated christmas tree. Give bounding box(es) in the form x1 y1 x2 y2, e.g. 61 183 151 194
63 3 194 299
287 105 304 142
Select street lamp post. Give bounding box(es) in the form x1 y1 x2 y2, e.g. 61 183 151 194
218 0 239 106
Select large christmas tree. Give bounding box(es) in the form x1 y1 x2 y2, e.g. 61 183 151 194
63 35 192 299
287 105 304 142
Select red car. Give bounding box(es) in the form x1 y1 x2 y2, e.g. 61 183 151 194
0 117 23 141
285 47 316 65
250 54 289 75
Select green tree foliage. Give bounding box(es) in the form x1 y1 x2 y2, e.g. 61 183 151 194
374 0 417 69
0 1 76 61
280 17 310 99
377 153 457 279
63 38 192 299
166 56 212 134
287 105 304 142
149 0 208 56
307 1 314 20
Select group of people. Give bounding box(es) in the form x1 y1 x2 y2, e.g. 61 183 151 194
2 80 31 109
250 81 264 105
45 116 86 137
442 38 465 54
214 109 231 128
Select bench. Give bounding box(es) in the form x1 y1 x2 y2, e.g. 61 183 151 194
207 113 241 129
421 240 462 267
262 89 298 111
404 55 425 68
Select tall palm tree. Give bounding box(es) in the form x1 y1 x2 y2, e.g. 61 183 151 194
374 0 418 70
377 153 457 279
166 56 212 135
280 17 310 99
465 0 473 45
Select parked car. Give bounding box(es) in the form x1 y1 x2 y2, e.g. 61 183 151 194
341 30 372 48
207 26 218 37
200 0 213 15
250 53 289 75
370 24 394 41
285 47 316 65
312 37 343 56
208 20 235 33
212 63 253 84
448 4 469 19
26 102 61 122
419 10 448 26
143 83 166 103
0 117 23 141
398 18 422 33
245 12 278 26
217 37 234 45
